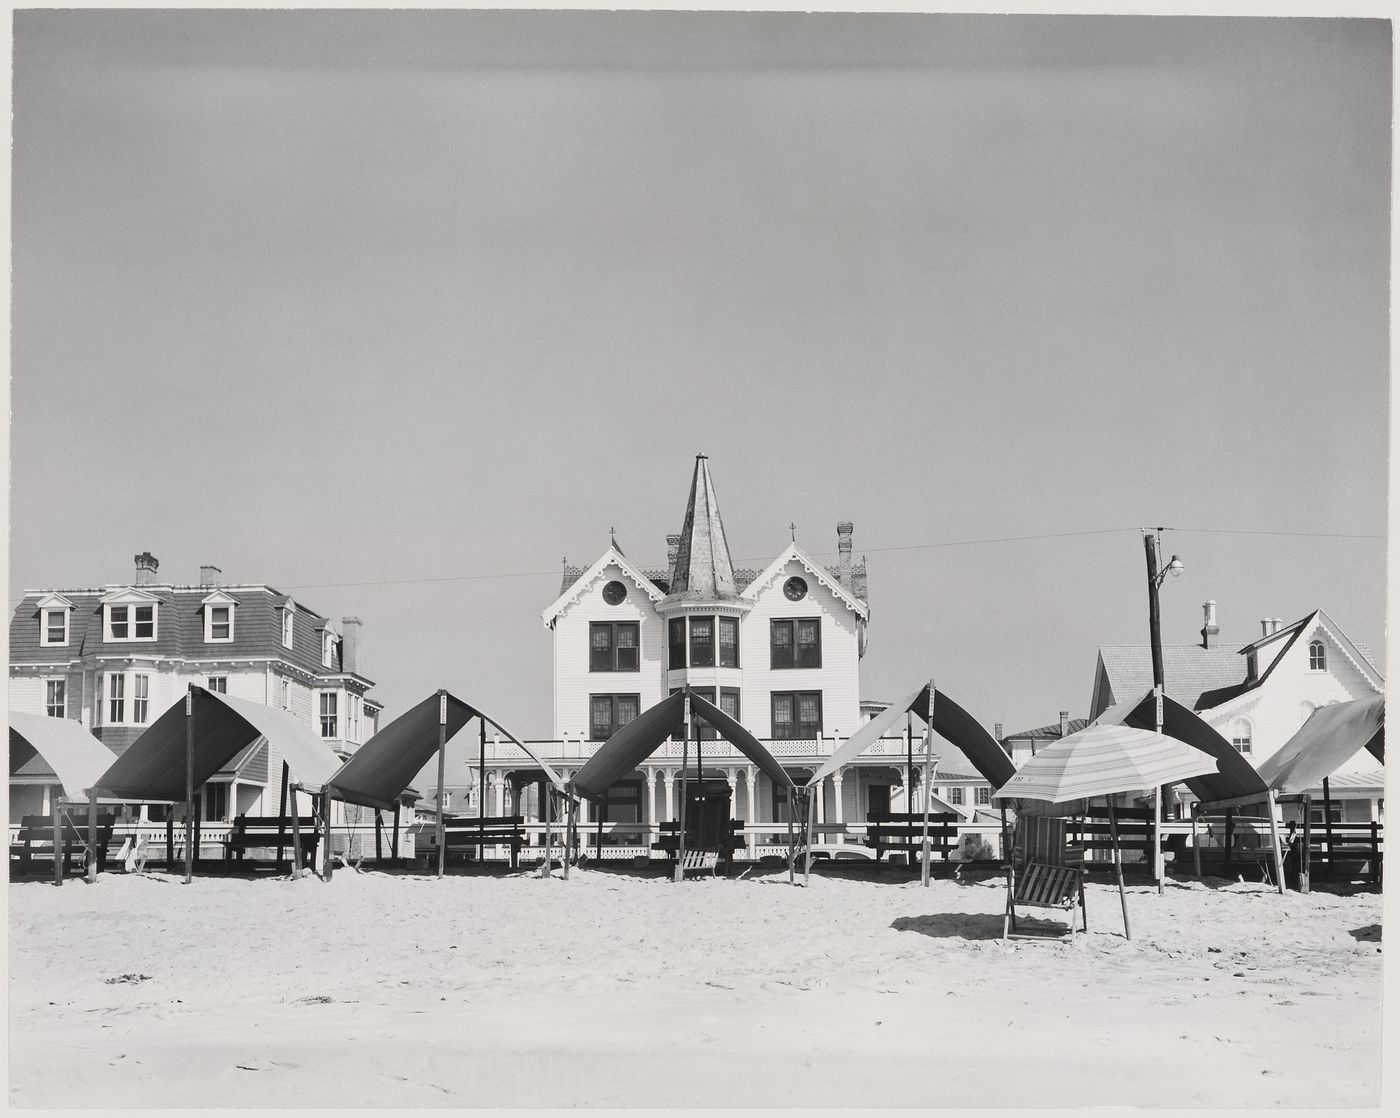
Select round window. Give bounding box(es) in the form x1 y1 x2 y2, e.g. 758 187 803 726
602 580 627 606
783 576 808 602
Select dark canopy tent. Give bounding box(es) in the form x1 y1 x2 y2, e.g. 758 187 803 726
1257 695 1385 795
807 682 1016 789
570 688 794 801
95 686 341 802
1092 689 1269 808
326 691 564 812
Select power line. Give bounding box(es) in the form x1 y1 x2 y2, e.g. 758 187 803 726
281 523 1381 592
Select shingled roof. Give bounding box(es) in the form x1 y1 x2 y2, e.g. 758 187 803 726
1095 644 1249 713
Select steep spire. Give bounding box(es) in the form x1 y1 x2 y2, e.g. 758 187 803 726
665 454 740 602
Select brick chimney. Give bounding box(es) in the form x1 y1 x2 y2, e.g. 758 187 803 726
1201 599 1219 649
200 564 222 588
134 552 159 586
341 617 363 675
837 522 853 585
666 533 681 580
1261 617 1280 638
1059 711 1070 738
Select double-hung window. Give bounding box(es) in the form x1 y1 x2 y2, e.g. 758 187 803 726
108 674 126 723
668 618 687 669
132 674 150 723
45 680 65 719
590 694 640 741
107 603 156 642
207 675 227 694
321 631 337 669
320 692 339 738
42 609 68 646
771 691 822 739
771 619 821 669
688 617 715 667
207 606 232 641
717 617 739 668
281 607 294 649
589 622 639 672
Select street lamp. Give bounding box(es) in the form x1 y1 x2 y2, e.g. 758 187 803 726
1143 529 1183 894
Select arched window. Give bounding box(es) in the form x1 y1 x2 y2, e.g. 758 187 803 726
1228 717 1253 755
1308 640 1326 671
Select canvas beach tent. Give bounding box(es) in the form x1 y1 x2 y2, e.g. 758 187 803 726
568 687 797 881
995 723 1218 939
10 713 122 885
805 680 1016 883
324 690 564 880
93 684 346 884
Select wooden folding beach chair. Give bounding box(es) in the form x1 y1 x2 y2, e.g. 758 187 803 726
1003 814 1087 943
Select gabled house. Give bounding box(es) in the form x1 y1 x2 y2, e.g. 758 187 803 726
9 553 383 822
1090 602 1385 820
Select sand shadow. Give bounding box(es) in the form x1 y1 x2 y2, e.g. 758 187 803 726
890 912 1006 941
1349 924 1381 942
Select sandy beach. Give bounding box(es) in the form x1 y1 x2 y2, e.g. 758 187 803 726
7 864 1381 1109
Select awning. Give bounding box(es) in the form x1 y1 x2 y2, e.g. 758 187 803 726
94 687 343 802
1092 689 1269 808
326 691 565 811
570 689 795 802
9 713 118 797
807 682 1016 789
1256 695 1386 797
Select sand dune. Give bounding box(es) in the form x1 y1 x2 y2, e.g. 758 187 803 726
8 866 1381 1108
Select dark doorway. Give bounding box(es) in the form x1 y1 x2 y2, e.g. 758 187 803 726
684 779 732 849
868 783 891 817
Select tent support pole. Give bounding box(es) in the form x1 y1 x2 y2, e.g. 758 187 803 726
905 714 913 813
392 802 401 865
787 805 795 885
375 809 383 864
52 796 63 887
1266 789 1286 895
86 794 98 884
1107 796 1131 941
290 786 303 878
596 803 603 862
276 760 290 873
920 679 936 888
542 778 553 879
435 690 448 880
184 687 195 885
563 783 574 881
1322 777 1335 879
321 791 333 881
1300 794 1312 894
1191 807 1202 878
1224 809 1235 874
804 786 817 884
479 718 488 865
165 815 174 873
675 694 691 884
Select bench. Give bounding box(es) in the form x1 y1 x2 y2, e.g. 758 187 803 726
866 811 960 866
1003 860 1087 941
222 815 322 872
421 816 525 869
678 849 719 878
10 813 116 877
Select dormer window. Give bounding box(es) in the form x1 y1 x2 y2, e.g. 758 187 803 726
281 606 295 649
202 591 238 643
37 595 72 647
1308 640 1326 671
102 591 159 642
322 629 337 669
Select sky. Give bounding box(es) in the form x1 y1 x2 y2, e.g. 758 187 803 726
9 9 1390 754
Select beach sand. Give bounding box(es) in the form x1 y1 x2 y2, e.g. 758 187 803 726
8 865 1382 1109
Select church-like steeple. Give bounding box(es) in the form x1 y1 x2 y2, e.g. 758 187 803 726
665 455 740 603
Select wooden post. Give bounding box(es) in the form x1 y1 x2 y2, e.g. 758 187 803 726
596 803 604 862
86 794 99 884
435 690 448 880
276 760 290 872
165 815 174 872
804 784 817 884
1224 809 1235 874
1322 777 1335 878
905 713 913 812
1106 796 1131 941
1191 808 1202 877
787 797 795 884
1370 821 1381 887
563 783 574 881
1266 789 1286 895
1300 794 1312 894
51 797 63 887
290 787 304 877
479 718 488 863
321 790 333 881
920 679 936 887
542 779 553 878
1152 685 1164 895
391 802 401 865
184 687 195 885
375 810 384 864
675 693 691 884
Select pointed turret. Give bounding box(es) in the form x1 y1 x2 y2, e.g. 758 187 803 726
665 455 740 603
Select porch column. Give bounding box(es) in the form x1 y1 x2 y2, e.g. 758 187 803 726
745 766 758 857
493 770 505 816
832 768 845 846
662 771 675 823
816 775 827 845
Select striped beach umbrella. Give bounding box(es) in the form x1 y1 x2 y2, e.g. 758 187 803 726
993 723 1218 804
